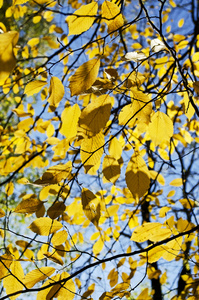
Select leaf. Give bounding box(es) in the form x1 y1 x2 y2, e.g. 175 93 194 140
108 137 122 160
102 0 124 33
80 131 104 173
29 217 63 236
14 198 44 214
23 267 55 289
47 201 66 219
69 58 100 96
60 104 81 138
148 111 173 146
102 155 120 184
56 272 76 300
124 51 147 62
24 80 47 96
43 251 64 265
125 151 150 202
47 76 65 109
0 31 19 84
131 222 171 243
193 81 199 95
162 237 183 261
66 2 98 36
151 38 166 52
0 208 5 218
78 94 113 137
0 254 13 280
81 188 100 226
51 230 68 246
3 261 24 300
34 161 72 186
169 178 183 186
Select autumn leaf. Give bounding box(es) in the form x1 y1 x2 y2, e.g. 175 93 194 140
125 151 150 202
24 80 47 96
14 198 44 214
23 267 55 289
69 58 100 96
81 188 100 226
3 261 24 300
102 0 124 33
102 155 120 184
43 251 64 265
60 104 81 138
66 2 98 36
80 131 104 173
0 31 19 84
29 217 63 236
148 111 173 146
47 76 65 109
78 94 113 137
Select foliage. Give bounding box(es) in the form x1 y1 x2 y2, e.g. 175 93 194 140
0 0 199 299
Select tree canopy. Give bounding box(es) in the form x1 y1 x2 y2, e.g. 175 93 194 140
0 0 199 299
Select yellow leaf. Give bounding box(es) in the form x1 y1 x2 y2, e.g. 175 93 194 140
14 198 43 214
183 93 195 120
148 111 173 146
108 268 118 287
5 182 14 196
131 222 171 243
47 76 65 108
0 254 13 280
34 161 72 186
60 104 81 138
24 80 47 96
0 31 19 84
47 201 66 219
29 217 63 236
93 237 104 255
69 58 100 96
102 0 124 33
23 267 55 289
56 272 76 300
81 188 100 226
3 261 24 300
149 170 165 185
66 2 98 36
108 137 122 160
51 230 68 246
78 94 113 137
102 155 120 184
125 151 150 202
147 245 167 263
162 236 183 261
193 81 199 95
80 131 104 173
178 18 184 28
0 208 5 218
43 251 64 265
169 178 183 186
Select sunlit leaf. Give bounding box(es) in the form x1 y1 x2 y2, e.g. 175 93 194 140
81 188 100 226
23 267 55 289
148 111 173 146
47 76 65 109
69 58 100 96
131 222 171 242
78 94 113 137
80 131 104 173
43 251 64 265
66 2 98 36
3 261 24 300
125 151 150 202
29 217 63 236
0 31 19 84
60 104 81 138
102 0 124 33
24 80 47 96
